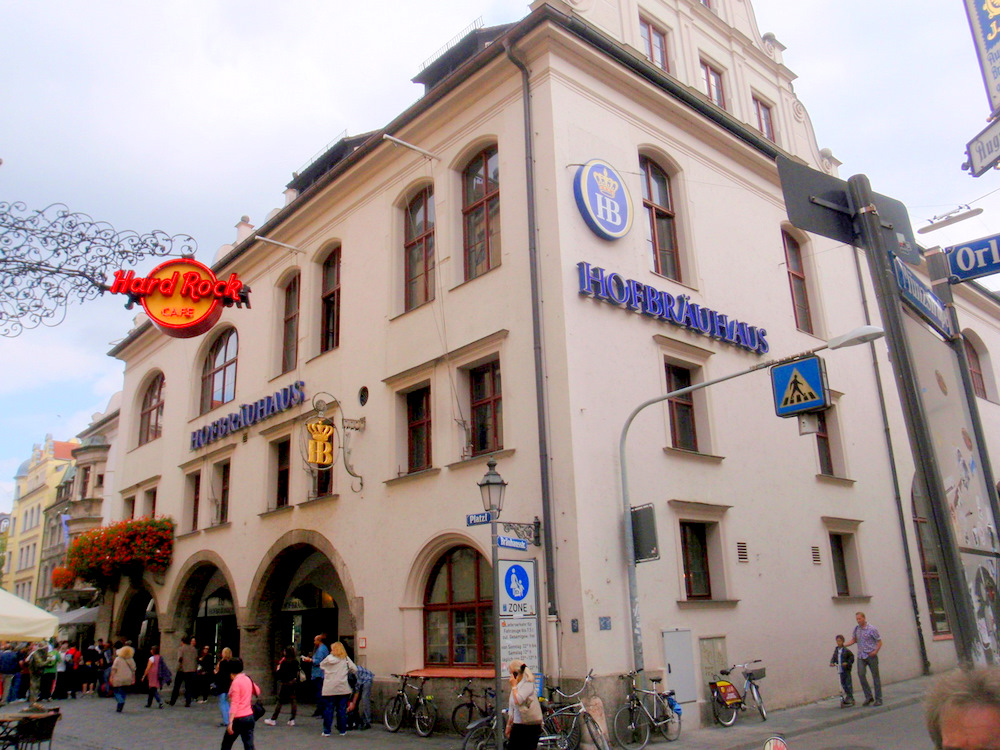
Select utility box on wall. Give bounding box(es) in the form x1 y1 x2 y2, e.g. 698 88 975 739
661 628 698 704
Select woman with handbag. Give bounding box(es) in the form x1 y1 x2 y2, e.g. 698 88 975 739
109 644 136 714
221 658 261 750
264 646 300 726
506 660 543 750
319 641 357 737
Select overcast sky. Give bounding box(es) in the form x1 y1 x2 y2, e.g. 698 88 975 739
2 0 1000 513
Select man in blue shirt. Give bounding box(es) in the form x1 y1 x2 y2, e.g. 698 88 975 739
302 634 329 717
353 662 375 730
844 611 882 706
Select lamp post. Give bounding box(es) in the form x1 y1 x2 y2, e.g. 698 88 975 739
619 324 885 671
478 457 507 750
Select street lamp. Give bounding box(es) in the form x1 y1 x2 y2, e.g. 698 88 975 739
619 324 884 671
478 457 507 750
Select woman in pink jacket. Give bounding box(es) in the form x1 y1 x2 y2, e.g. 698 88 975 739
221 658 260 750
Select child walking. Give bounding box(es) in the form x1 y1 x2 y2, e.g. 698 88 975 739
829 634 855 706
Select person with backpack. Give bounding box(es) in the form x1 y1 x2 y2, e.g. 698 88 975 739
141 644 168 708
110 644 137 713
26 643 51 704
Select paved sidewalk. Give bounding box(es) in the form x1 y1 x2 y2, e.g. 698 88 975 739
3 674 934 749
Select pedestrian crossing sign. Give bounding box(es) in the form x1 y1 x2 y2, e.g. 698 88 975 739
770 355 830 418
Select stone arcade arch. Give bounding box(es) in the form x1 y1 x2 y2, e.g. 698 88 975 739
162 550 241 663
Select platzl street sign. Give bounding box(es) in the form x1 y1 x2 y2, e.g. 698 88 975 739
466 512 494 526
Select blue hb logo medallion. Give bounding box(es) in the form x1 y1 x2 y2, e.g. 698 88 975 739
574 159 633 240
505 564 529 601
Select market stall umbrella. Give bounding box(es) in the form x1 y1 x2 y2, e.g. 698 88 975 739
0 587 58 640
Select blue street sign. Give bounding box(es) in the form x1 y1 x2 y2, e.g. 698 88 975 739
466 512 494 526
771 355 830 418
946 233 1000 282
893 257 954 339
498 535 529 551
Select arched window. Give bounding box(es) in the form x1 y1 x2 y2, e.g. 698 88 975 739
281 273 300 373
463 147 500 281
321 248 341 353
138 373 165 446
782 230 813 334
424 546 493 667
404 187 435 311
640 156 680 280
965 336 987 399
200 329 238 414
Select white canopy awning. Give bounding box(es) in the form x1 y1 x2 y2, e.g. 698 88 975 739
56 607 99 626
0 587 58 641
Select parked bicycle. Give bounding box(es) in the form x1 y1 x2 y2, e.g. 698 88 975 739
383 673 438 737
541 669 611 750
612 670 681 749
452 679 495 735
708 660 767 726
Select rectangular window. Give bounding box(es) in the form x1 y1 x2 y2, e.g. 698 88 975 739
189 472 201 532
830 533 850 596
407 387 432 473
700 60 725 108
281 275 300 374
640 18 668 71
470 361 502 455
216 461 231 524
275 438 291 508
79 466 91 501
145 488 157 518
666 364 698 451
314 464 333 499
680 522 711 598
913 507 951 634
123 496 135 520
322 249 341 353
816 411 835 476
964 338 987 399
753 96 775 141
96 473 104 489
783 231 814 334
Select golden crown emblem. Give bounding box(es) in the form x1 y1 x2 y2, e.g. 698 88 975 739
307 420 334 442
593 168 619 198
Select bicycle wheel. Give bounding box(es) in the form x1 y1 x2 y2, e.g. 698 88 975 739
712 696 738 727
544 712 581 750
452 702 477 735
612 703 650 750
750 683 767 721
582 711 611 750
383 694 405 732
462 722 497 750
659 710 681 742
414 698 438 737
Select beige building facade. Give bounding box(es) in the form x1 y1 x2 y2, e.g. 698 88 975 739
95 0 1000 724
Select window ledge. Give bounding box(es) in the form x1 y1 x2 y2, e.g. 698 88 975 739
298 494 340 508
259 505 295 518
446 448 516 471
932 633 955 641
816 474 856 486
175 529 202 540
449 265 502 293
388 299 434 322
676 598 739 609
407 667 495 678
664 447 724 462
831 594 871 603
385 467 442 486
204 522 232 533
651 272 699 294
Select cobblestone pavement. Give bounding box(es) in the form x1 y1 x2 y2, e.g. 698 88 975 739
2 673 934 750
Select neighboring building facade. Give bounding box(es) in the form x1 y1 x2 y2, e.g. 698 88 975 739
96 0 1000 722
0 512 10 589
6 436 75 604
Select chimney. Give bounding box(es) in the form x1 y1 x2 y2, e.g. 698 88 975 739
235 215 255 245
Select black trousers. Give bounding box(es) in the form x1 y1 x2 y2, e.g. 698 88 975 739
170 671 197 706
509 723 542 750
220 715 255 750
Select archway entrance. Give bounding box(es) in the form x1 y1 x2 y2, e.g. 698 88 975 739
170 563 240 658
118 588 159 673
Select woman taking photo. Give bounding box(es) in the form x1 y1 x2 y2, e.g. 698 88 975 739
506 659 543 750
264 645 300 726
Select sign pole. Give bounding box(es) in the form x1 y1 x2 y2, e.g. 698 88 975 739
492 513 505 750
848 174 979 664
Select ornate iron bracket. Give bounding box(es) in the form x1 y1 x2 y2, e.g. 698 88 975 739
308 392 365 492
502 516 542 546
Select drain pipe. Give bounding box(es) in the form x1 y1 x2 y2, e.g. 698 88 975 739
506 39 561 677
851 245 931 674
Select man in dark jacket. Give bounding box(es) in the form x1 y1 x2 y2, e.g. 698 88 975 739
829 634 855 706
169 635 199 707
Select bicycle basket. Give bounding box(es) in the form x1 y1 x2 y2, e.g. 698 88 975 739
744 667 766 681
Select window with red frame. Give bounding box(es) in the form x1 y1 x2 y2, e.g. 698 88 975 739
139 373 165 446
782 231 814 334
701 60 725 108
407 386 432 473
405 188 435 311
753 96 775 141
666 363 697 451
912 500 951 635
463 148 500 281
321 248 341 353
641 156 681 280
274 438 291 508
640 18 668 71
470 361 502 455
281 274 299 374
680 522 711 598
189 472 201 532
816 410 834 476
200 329 238 414
964 337 987 399
424 546 494 666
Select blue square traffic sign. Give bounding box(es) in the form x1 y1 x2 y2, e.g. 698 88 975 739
770 355 830 418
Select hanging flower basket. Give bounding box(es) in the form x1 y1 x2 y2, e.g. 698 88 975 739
65 517 174 587
51 565 76 590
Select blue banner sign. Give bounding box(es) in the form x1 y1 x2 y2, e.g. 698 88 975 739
498 535 529 551
893 258 954 339
770 356 829 418
577 262 769 355
946 233 1000 282
191 380 306 450
466 512 494 526
574 160 633 240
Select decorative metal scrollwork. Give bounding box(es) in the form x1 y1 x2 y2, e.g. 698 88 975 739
502 517 542 546
301 391 365 492
0 201 198 337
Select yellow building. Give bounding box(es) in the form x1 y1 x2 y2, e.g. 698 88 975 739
6 435 76 604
